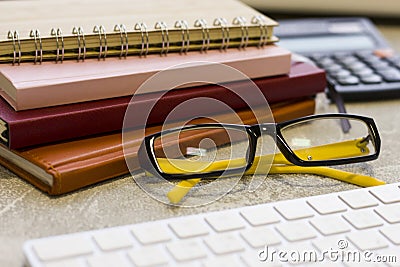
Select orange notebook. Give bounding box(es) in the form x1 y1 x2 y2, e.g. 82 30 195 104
0 97 315 195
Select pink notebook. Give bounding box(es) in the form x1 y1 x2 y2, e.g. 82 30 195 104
0 45 291 110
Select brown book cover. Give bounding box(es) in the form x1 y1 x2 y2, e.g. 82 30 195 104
0 97 315 195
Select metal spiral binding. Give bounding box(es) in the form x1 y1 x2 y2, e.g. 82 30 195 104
29 29 43 64
194 19 210 52
7 30 21 65
154 21 169 56
72 27 86 61
174 20 189 54
93 25 107 59
213 18 229 50
114 24 128 58
232 16 248 49
251 15 268 47
134 22 149 57
50 28 64 63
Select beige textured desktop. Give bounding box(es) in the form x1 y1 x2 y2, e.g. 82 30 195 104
2 2 400 267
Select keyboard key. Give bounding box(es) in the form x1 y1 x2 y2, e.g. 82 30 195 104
87 253 132 267
343 210 383 229
369 184 400 203
240 227 281 248
380 224 400 245
275 222 317 242
274 200 314 220
203 255 242 267
92 229 133 251
310 214 351 235
312 236 354 252
339 190 379 209
128 246 169 266
347 230 389 250
205 211 245 232
166 240 207 261
241 251 282 267
240 206 280 226
43 259 83 267
307 195 347 214
32 235 93 261
377 248 400 267
375 204 400 223
204 233 245 255
168 217 209 238
131 224 171 244
281 242 316 264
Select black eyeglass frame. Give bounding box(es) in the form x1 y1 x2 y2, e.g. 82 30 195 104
138 113 381 180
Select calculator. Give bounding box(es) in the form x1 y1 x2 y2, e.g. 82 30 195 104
275 17 400 100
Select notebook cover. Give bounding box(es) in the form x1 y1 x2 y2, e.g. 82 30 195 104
0 61 325 149
0 0 278 63
0 45 291 111
0 97 315 195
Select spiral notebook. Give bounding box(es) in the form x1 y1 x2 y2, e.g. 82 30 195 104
0 0 278 64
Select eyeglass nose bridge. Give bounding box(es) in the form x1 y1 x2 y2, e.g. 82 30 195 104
249 123 276 138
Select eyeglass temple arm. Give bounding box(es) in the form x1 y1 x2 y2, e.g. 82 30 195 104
166 164 385 204
327 81 351 133
157 138 384 203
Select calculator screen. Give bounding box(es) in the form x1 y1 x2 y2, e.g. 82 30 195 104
277 35 376 54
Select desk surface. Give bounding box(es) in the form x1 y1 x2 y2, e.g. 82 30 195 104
1 24 400 267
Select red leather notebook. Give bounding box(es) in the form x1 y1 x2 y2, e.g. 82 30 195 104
0 61 325 149
0 97 316 195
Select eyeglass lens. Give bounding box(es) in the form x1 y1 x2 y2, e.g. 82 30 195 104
280 117 377 162
153 126 253 174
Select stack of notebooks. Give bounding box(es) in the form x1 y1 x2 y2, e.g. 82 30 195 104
0 0 326 195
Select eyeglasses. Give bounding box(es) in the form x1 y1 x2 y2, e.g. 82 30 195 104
138 113 381 180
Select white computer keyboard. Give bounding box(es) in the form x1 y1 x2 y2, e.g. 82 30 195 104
24 183 400 267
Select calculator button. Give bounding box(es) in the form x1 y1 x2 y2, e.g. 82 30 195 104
361 55 382 63
369 61 391 70
333 52 351 58
355 51 373 59
346 62 367 72
309 54 326 61
353 67 374 77
338 76 360 85
360 74 382 84
325 64 342 73
331 69 351 79
378 69 400 82
337 56 358 65
317 57 335 67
